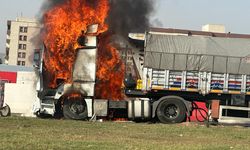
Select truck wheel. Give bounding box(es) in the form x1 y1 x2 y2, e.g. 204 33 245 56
0 104 11 117
63 98 88 120
156 97 186 123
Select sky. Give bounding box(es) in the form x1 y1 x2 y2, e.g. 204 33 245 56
154 0 250 33
1 0 250 53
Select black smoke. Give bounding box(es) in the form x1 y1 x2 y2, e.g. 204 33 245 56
40 0 154 36
108 0 154 37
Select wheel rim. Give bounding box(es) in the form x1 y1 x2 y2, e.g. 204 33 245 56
164 104 179 119
69 101 85 114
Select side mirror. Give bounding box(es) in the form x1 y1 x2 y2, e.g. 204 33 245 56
33 51 40 69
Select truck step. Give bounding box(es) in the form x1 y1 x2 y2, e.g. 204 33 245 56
43 96 55 100
41 103 54 107
219 105 250 125
39 99 56 116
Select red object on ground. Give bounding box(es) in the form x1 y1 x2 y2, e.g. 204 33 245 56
189 101 208 122
0 71 17 83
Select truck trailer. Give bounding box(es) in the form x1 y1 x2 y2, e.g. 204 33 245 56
33 25 250 124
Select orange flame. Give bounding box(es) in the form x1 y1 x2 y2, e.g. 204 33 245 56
95 34 125 100
42 0 124 99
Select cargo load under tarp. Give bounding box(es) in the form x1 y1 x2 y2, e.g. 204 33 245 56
145 34 250 75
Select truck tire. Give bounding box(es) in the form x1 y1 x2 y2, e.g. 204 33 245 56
63 98 88 120
156 97 186 123
0 104 11 117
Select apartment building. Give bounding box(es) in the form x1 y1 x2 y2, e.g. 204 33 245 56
5 17 40 67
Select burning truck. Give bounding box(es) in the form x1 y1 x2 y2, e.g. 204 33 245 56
33 23 250 123
32 0 250 124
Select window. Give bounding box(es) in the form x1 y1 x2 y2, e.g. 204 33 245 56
19 35 27 41
18 44 22 49
24 27 28 33
23 36 27 41
18 52 26 58
6 47 9 55
23 44 26 50
18 52 22 58
19 27 23 32
7 25 11 30
22 53 26 58
19 35 23 41
17 61 25 66
18 44 27 50
19 26 28 33
17 61 21 66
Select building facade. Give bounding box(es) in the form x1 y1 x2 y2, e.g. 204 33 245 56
5 17 40 67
